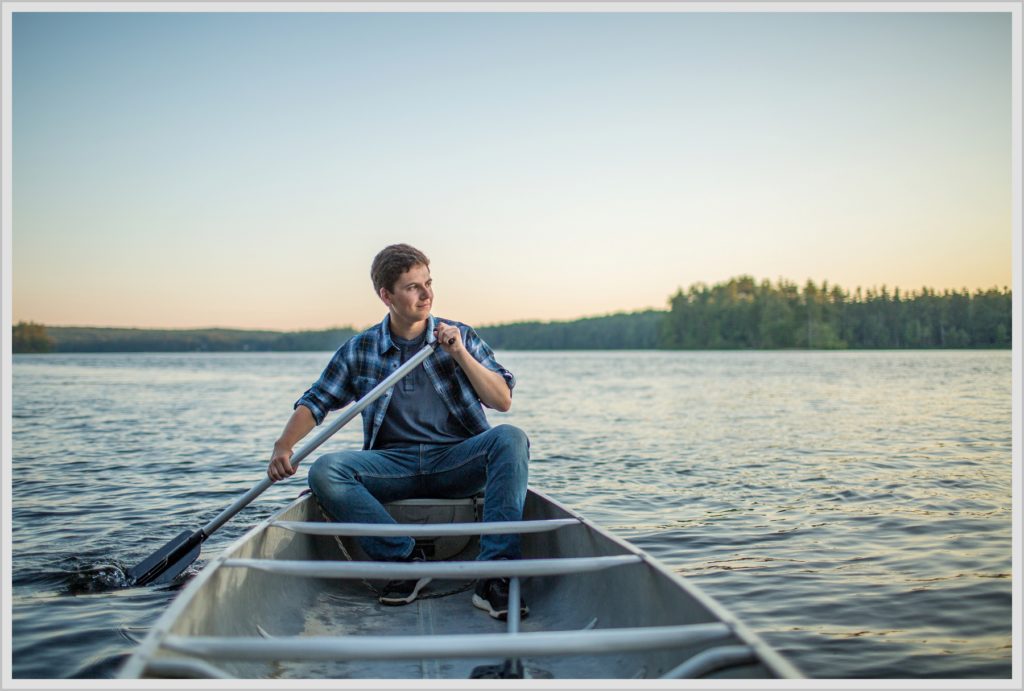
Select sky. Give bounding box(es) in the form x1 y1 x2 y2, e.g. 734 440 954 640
9 8 1015 331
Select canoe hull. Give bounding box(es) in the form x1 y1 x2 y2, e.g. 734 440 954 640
120 488 801 679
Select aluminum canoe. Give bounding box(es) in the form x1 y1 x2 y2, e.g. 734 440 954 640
119 488 802 680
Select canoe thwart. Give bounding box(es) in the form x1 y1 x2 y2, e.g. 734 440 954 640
660 645 757 678
222 554 642 580
160 623 733 662
271 517 581 537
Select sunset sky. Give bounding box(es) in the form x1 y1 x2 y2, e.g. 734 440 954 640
8 7 1016 331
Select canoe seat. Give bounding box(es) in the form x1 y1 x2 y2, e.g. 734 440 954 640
385 497 479 558
305 495 574 560
308 495 483 560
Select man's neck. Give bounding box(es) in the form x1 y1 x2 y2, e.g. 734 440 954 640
388 314 428 341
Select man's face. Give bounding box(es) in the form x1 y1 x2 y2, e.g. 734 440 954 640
380 263 433 323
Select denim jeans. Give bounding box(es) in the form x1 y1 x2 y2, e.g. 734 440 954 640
307 424 530 561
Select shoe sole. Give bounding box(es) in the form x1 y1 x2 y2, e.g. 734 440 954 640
472 594 529 621
379 577 432 606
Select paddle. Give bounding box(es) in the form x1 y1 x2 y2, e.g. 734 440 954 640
127 337 449 586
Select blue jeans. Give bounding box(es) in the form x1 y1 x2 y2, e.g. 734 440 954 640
308 424 530 561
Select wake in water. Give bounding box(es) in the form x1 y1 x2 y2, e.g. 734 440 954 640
62 559 132 593
54 555 197 594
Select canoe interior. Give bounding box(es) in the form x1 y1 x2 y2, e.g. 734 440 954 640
127 489 795 679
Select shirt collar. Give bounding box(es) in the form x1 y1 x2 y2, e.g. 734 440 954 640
377 313 436 355
376 315 394 355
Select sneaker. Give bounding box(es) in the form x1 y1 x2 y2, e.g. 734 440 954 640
378 548 432 606
472 577 529 621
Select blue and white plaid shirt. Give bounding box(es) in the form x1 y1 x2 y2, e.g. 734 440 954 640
296 314 516 450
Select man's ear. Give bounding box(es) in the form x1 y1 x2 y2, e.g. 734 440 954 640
378 287 392 307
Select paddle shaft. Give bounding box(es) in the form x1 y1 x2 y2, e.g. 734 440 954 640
201 339 443 537
128 337 446 585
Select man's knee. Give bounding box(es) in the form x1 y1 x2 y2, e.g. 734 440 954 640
491 424 530 463
308 452 360 494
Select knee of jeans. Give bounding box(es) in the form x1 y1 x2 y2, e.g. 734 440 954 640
308 453 358 494
307 456 329 495
492 424 530 460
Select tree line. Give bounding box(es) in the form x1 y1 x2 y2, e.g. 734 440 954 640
476 310 665 350
11 324 357 353
659 277 1011 349
11 276 1012 353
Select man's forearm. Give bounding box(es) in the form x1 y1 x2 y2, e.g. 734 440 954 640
276 405 317 450
268 405 317 481
454 350 512 412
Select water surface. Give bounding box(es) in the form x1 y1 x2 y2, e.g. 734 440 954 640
10 350 1012 678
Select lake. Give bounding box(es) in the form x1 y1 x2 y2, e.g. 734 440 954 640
9 349 1013 679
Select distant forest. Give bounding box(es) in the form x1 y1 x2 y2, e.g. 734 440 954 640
12 276 1012 353
659 277 1011 349
477 310 665 350
12 325 357 354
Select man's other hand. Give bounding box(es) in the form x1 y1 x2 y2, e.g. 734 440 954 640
434 323 463 355
268 442 297 482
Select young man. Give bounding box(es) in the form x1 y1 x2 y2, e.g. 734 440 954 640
266 244 530 620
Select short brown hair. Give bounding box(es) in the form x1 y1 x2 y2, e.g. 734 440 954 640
371 244 430 294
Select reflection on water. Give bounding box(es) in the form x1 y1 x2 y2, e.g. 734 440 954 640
11 350 1012 678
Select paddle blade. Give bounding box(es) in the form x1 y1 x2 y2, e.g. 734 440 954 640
127 529 203 586
150 539 201 586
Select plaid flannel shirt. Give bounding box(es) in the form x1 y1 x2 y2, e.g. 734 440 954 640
295 314 516 450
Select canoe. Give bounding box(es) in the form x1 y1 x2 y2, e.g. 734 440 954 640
119 488 802 680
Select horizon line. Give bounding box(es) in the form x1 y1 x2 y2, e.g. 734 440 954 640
14 278 1015 334
13 278 1015 333
14 304 669 333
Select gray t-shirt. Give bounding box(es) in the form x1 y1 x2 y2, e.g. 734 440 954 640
372 331 472 450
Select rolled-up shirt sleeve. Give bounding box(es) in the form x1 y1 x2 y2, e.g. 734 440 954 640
463 327 516 395
294 348 353 425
